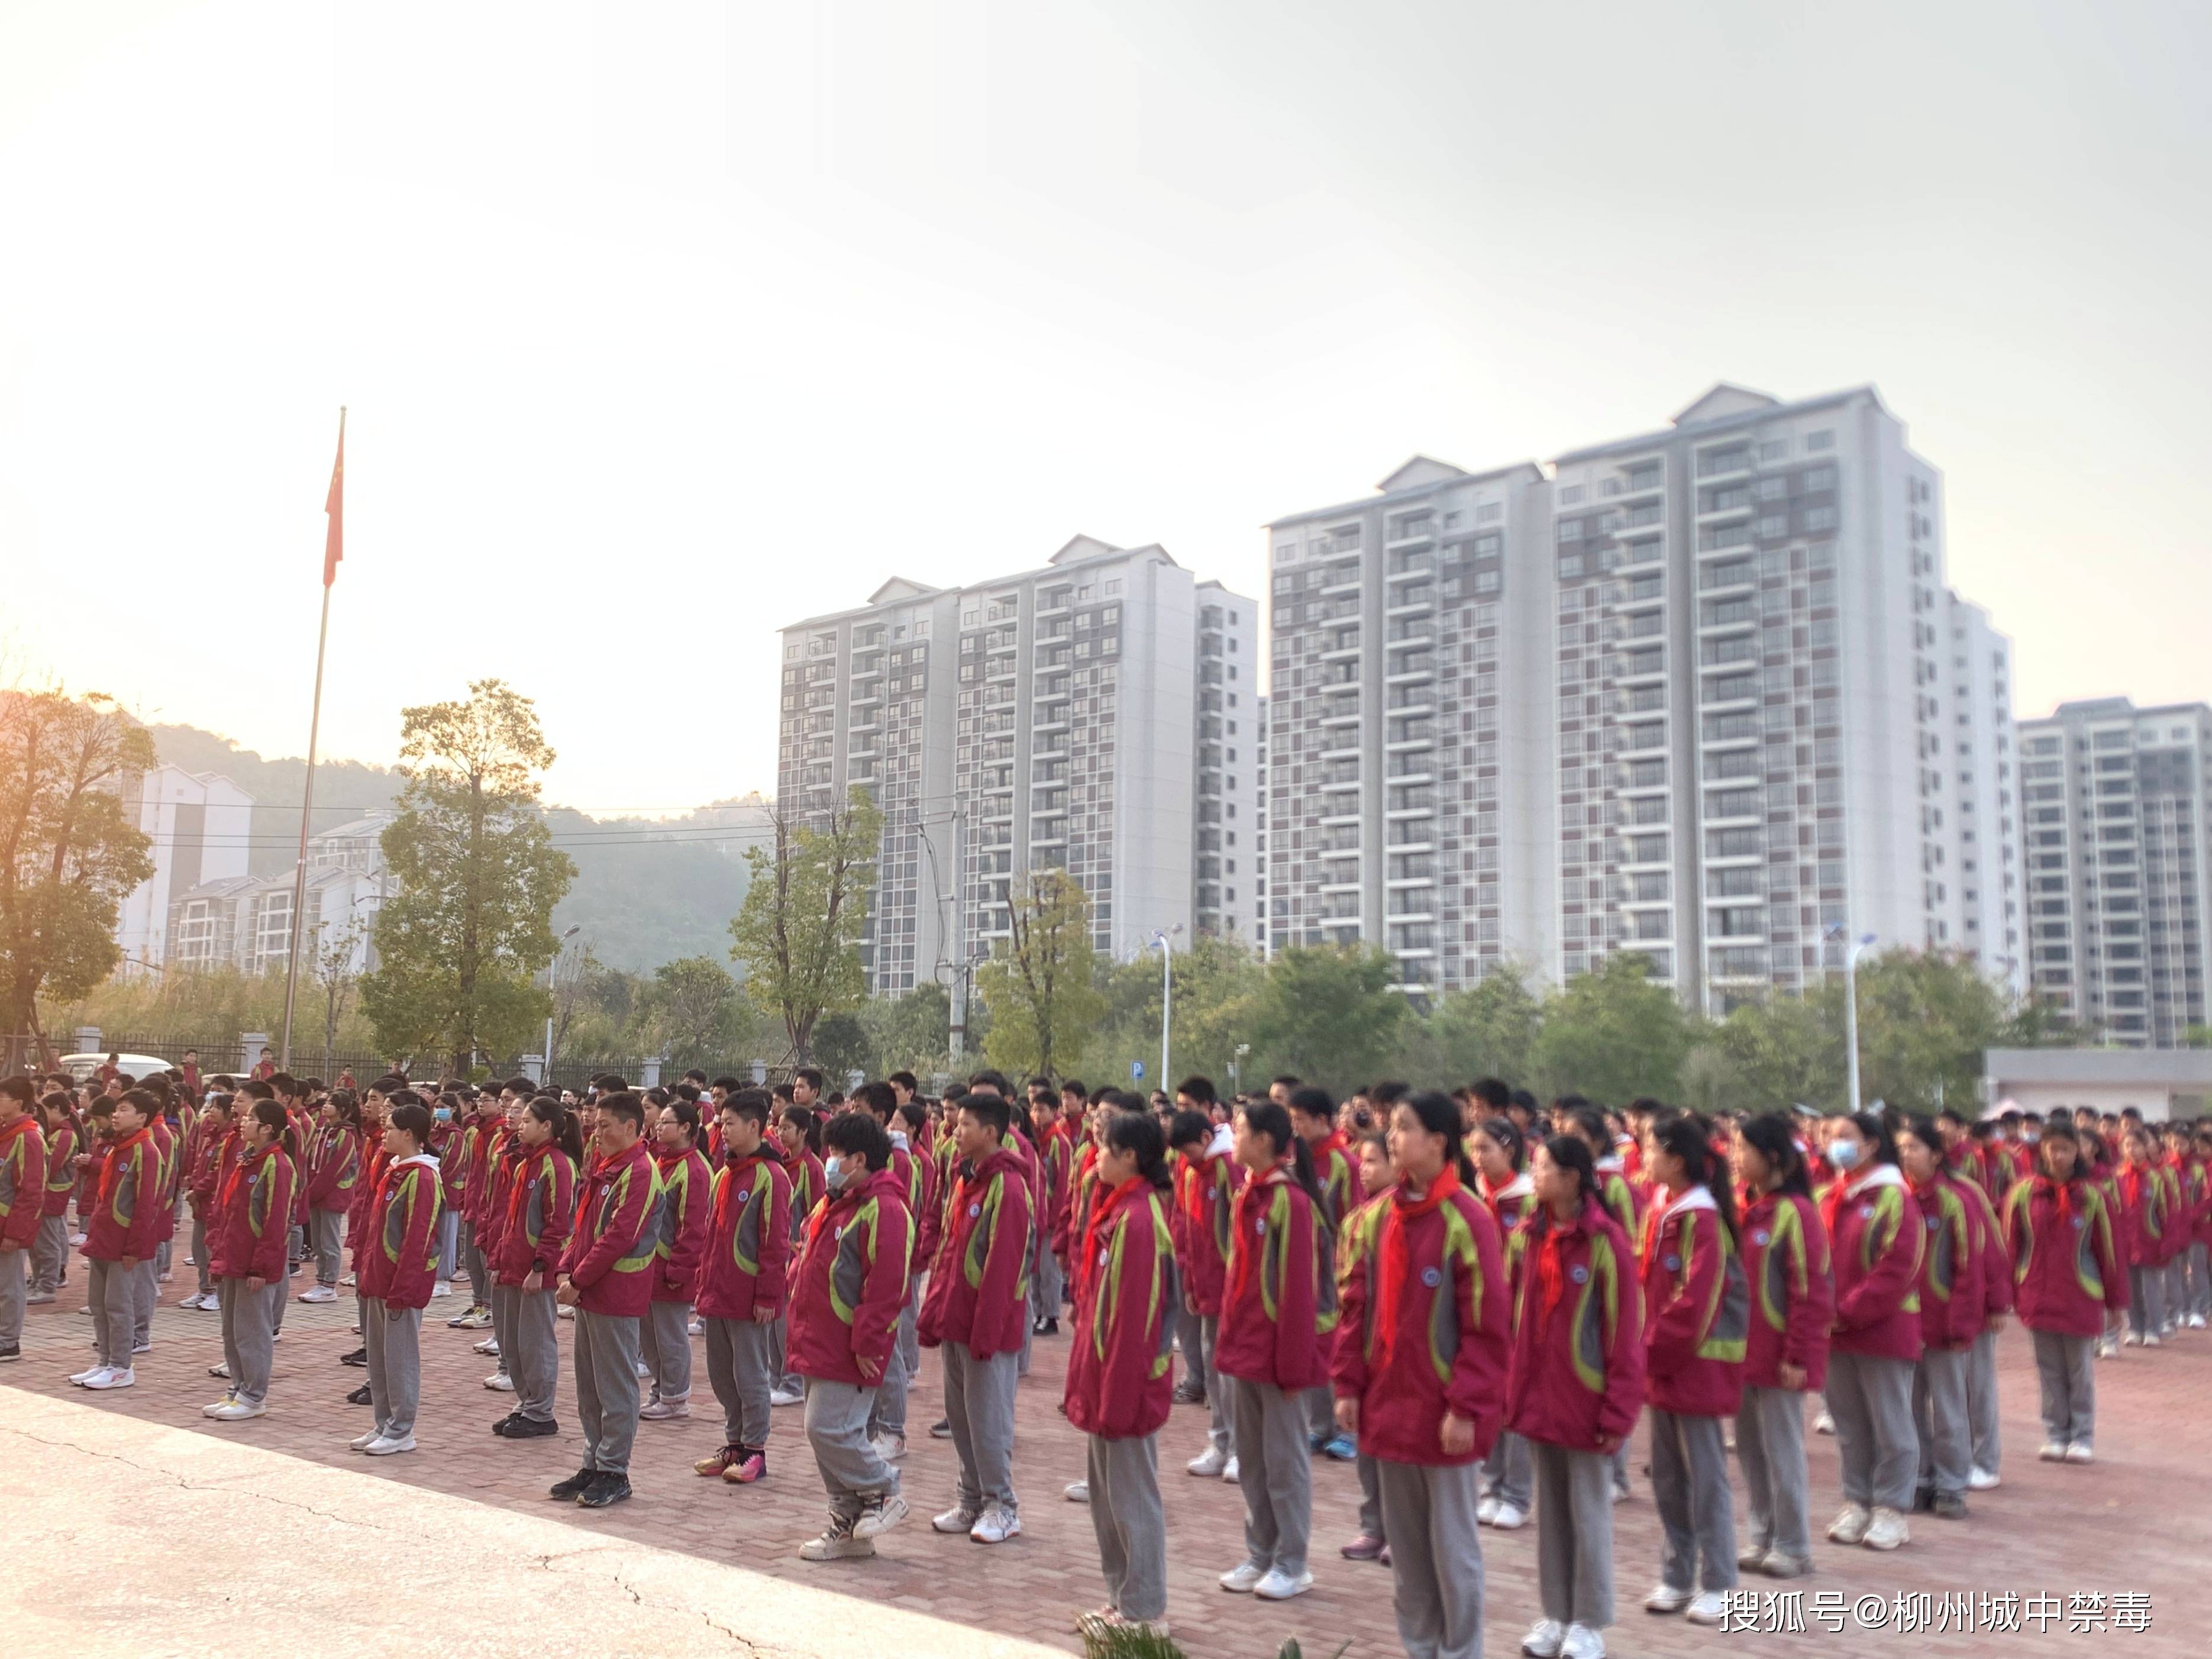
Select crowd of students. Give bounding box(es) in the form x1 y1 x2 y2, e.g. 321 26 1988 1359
2 1059 2204 1659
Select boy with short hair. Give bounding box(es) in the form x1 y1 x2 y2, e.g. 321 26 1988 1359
641 1099 712 1421
73 1092 159 1389
696 1090 793 1484
554 1092 663 1509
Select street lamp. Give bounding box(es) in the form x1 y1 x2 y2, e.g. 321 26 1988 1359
1231 1041 1250 1096
1151 925 1183 1090
1827 927 1877 1113
544 924 582 1082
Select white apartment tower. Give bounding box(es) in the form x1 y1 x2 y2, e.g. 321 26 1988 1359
1267 383 2016 1014
777 538 1261 999
2018 699 2212 1047
112 764 255 974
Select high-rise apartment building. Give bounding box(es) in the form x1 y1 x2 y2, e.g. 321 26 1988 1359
2018 698 2212 1046
1267 383 2018 1014
777 537 1261 998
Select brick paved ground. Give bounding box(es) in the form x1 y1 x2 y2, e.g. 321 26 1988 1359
8 1263 2206 1657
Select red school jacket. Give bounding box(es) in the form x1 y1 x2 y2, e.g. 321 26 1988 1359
1065 1177 1180 1440
305 1122 362 1213
1053 1138 1099 1263
1822 1165 1925 1363
1740 1189 1833 1393
42 1120 78 1218
2004 1174 2127 1338
559 1141 663 1318
148 1117 179 1242
491 1145 577 1287
889 1137 933 1291
1959 1176 2014 1326
357 1153 443 1308
1639 1186 1748 1418
0 1116 46 1248
1906 1170 1983 1352
2115 1160 2169 1269
208 1140 296 1283
1215 1165 1328 1393
85 1128 162 1263
696 1147 793 1322
918 1147 1033 1359
1309 1130 1364 1234
1173 1137 1244 1318
648 1145 713 1304
1332 1170 1510 1466
786 1167 913 1387
1506 1194 1645 1453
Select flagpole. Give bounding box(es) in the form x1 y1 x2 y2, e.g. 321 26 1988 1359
280 406 344 1068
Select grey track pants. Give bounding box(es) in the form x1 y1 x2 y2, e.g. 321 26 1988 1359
1532 1440 1614 1631
463 1222 490 1308
1199 1313 1234 1455
131 1255 156 1347
1735 1386 1810 1561
1649 1409 1736 1593
31 1213 69 1294
1377 1459 1484 1659
1229 1378 1310 1577
189 1217 212 1296
1481 1429 1532 1514
2127 1265 2166 1338
1088 1435 1168 1623
869 1280 919 1440
218 1276 280 1405
0 1247 23 1347
1176 1303 1208 1397
2032 1328 2094 1449
493 1284 560 1422
1825 1350 1917 1511
573 1308 641 1476
88 1258 134 1368
1913 1345 1972 1499
362 1297 422 1438
1357 1452 1386 1541
639 1299 694 1403
1966 1327 2001 1474
942 1340 1020 1514
803 1377 899 1522
309 1209 345 1287
432 1208 460 1284
705 1315 776 1448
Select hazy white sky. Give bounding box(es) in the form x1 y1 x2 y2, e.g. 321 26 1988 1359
4 1 2208 814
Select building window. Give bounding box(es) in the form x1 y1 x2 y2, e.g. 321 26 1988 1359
1804 430 1835 451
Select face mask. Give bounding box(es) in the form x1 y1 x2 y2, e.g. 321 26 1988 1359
1829 1140 1863 1171
434 1106 453 1123
823 1154 846 1190
2024 1129 2040 1144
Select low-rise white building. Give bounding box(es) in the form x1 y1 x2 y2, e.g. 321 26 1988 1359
113 765 254 974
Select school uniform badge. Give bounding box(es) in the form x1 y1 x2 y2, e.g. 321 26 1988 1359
1570 1264 1589 1284
1664 1253 1681 1271
1420 1266 1442 1287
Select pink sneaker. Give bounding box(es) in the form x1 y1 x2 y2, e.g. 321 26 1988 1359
722 1451 767 1485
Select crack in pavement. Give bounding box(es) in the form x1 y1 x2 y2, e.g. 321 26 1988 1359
0 1425 401 1533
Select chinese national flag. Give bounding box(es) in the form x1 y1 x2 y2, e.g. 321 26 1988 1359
323 408 345 587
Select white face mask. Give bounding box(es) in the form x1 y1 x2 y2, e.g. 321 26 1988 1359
823 1155 848 1192
1829 1139 1864 1171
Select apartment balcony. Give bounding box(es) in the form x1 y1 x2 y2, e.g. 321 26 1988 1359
1386 657 1437 685
1320 572 1363 597
1614 472 1664 502
1320 706 1362 730
1320 641 1364 664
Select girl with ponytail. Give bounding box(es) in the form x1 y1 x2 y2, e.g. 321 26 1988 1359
204 1096 299 1419
1636 1111 1749 1622
1470 1115 1536 1534
488 1096 581 1439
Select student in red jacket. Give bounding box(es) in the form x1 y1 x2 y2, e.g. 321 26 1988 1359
353 1099 443 1456
1067 1109 1180 1638
1333 1091 1510 1659
30 1089 82 1305
696 1089 793 1484
1637 1113 1748 1624
1821 1111 1924 1553
2004 1119 2125 1463
0 1075 49 1362
203 1099 298 1417
1216 1099 1330 1603
2115 1124 2170 1345
1508 1134 1643 1659
1170 1107 1245 1482
1732 1114 1833 1580
1333 1129 1396 1563
300 1090 362 1304
176 1095 229 1311
640 1099 712 1422
1470 1116 1534 1534
1028 1083 1071 1337
918 1092 1034 1544
1290 1083 1362 1457
491 1097 581 1441
72 1092 162 1390
2187 1124 2212 1328
553 1093 664 1509
1895 1116 1980 1520
771 1103 826 1408
788 1110 915 1560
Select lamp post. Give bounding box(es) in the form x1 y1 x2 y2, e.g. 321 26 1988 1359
1231 1041 1250 1097
544 924 581 1083
1151 925 1183 1090
1830 927 1877 1113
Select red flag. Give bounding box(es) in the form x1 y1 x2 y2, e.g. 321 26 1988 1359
323 408 345 587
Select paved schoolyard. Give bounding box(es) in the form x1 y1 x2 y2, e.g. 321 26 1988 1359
7 1264 2204 1658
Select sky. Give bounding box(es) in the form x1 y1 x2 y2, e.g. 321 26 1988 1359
3 1 2208 816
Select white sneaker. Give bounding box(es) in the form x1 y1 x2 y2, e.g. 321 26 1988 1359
1218 1561 1267 1594
932 1506 979 1534
1968 1466 2001 1490
2123 1331 2143 1347
85 1367 135 1390
132 1340 151 1354
2039 1440 2067 1460
195 1292 221 1311
687 1318 703 1336
639 1399 689 1421
204 1395 238 1416
1253 1568 1313 1601
870 1433 907 1463
2064 1442 2095 1464
1491 1502 1527 1530
429 1281 453 1297
1813 1409 1835 1435
67 1365 108 1386
1064 1480 1090 1503
969 1505 1021 1544
2143 1333 2162 1348
2190 1313 2206 1329
556 1304 574 1320
1827 1502 1871 1544
770 1386 804 1408
634 1360 653 1379
1686 1592 1727 1625
208 1399 266 1421
1561 1625 1606 1659
350 1429 383 1450
1222 1455 1240 1484
473 1336 500 1355
852 1492 909 1539
298 1285 337 1304
485 1372 515 1392
1520 1619 1565 1659
1643 1583 1694 1614
1186 1446 1228 1477
176 1290 204 1306
363 1434 415 1456
1477 1496 1501 1525
1862 1506 1910 1550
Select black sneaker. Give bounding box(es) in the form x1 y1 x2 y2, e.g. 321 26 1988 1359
491 1412 524 1436
347 1384 372 1405
550 1468 597 1500
505 1415 559 1439
0 1343 19 1363
576 1473 632 1508
1932 1492 1969 1521
1172 1380 1206 1405
340 1347 368 1367
929 1418 952 1439
1041 1316 1059 1335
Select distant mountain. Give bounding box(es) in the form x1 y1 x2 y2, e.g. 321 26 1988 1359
141 724 771 973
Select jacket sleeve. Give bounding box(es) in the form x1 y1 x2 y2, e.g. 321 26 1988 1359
393 1167 442 1302
1643 1211 1718 1371
1273 1186 1325 1390
303 1131 335 1205
250 1154 296 1281
755 1161 795 1314
666 1156 712 1297
1445 1199 1512 1432
1329 1206 1373 1400
916 1156 945 1273
973 1170 1035 1356
1836 1187 1925 1331
2088 1188 2129 1312
528 1156 572 1275
1784 1196 1836 1370
1096 1199 1174 1438
852 1192 914 1368
1596 1228 1648 1442
3 1132 44 1246
1966 1184 2012 1318
569 1163 652 1288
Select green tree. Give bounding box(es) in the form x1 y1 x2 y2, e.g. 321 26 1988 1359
728 786 880 1064
1427 963 1543 1087
1713 990 1842 1114
361 679 576 1073
860 979 955 1079
1529 953 1693 1105
1 689 156 1071
1848 947 2010 1115
641 954 745 1067
812 1011 873 1082
1243 944 1406 1097
977 868 1106 1079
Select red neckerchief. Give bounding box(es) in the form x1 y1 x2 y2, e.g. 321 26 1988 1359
715 1145 777 1231
1312 1129 1348 1182
219 1138 273 1213
1081 1176 1147 1300
99 1127 153 1207
1228 1162 1289 1309
506 1142 553 1232
1641 1183 1699 1280
1181 1150 1218 1228
1374 1166 1460 1368
1536 1199 1594 1327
